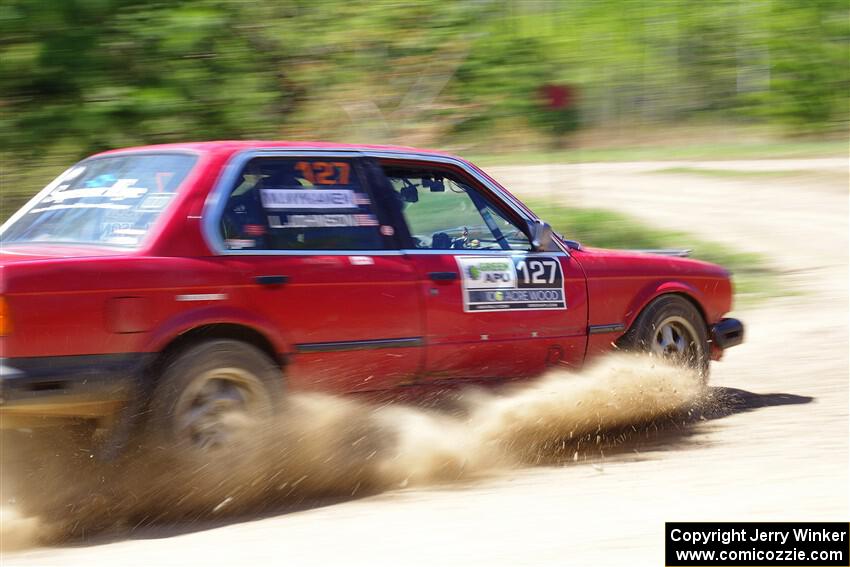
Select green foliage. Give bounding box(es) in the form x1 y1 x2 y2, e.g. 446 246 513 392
757 0 850 131
0 1 296 158
467 138 849 166
0 0 846 163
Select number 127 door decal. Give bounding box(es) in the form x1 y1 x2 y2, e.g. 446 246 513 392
456 255 567 312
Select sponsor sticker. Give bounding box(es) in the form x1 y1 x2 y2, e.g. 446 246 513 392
243 224 266 236
225 238 256 249
456 255 566 312
138 192 176 211
260 189 358 210
267 213 378 228
30 203 132 213
46 179 148 202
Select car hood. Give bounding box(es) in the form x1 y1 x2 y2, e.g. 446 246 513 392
574 246 730 279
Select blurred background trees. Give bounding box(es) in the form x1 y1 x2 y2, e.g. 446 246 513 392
0 0 847 162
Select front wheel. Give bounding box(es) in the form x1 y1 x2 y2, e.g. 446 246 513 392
619 295 710 381
145 340 283 454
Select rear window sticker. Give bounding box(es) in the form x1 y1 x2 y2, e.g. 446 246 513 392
46 179 148 203
260 189 357 210
84 173 117 188
225 238 256 249
63 166 86 182
354 214 379 227
112 228 147 236
293 161 352 185
100 223 146 245
100 222 136 238
29 203 132 214
104 236 140 246
243 224 266 236
268 213 378 228
154 171 175 192
138 192 176 211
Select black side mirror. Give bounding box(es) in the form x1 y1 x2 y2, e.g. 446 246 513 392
527 219 554 252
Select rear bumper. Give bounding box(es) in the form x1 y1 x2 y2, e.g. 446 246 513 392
0 354 151 428
711 318 744 350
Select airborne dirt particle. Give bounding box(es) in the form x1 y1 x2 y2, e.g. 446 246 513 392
0 354 709 549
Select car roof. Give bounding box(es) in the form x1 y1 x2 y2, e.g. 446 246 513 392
93 140 461 160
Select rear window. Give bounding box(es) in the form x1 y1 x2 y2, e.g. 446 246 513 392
219 157 385 251
1 153 197 248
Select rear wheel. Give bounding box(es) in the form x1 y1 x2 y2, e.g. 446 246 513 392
146 340 283 453
619 295 710 380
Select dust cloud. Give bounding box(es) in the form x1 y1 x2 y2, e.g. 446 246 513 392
1 354 709 549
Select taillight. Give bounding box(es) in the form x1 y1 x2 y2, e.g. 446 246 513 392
0 297 11 336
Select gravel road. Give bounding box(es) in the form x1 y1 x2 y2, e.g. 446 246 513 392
3 158 847 567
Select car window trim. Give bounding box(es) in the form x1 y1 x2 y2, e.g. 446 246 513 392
399 248 568 257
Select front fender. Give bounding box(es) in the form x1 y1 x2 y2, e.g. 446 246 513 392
623 280 709 330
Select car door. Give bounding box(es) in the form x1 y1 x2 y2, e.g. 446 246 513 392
208 153 424 392
375 159 588 381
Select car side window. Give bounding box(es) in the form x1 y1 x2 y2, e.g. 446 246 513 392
220 158 384 251
382 166 531 252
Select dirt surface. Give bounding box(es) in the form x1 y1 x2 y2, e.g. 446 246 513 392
3 159 848 566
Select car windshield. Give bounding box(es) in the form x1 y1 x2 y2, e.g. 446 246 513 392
1 153 197 248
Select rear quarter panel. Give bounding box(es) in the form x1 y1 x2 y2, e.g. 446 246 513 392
0 255 283 358
0 146 282 360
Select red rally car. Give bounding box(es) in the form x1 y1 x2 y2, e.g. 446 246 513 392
0 141 743 453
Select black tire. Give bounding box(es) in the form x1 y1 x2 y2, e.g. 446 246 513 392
145 340 283 454
619 295 710 380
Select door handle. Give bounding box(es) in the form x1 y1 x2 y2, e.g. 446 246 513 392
255 275 289 286
428 272 458 282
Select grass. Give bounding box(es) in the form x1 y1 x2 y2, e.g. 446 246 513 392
652 166 807 178
527 201 781 306
467 138 848 166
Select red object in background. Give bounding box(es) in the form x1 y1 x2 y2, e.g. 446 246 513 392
540 84 575 110
243 224 265 236
0 140 741 431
